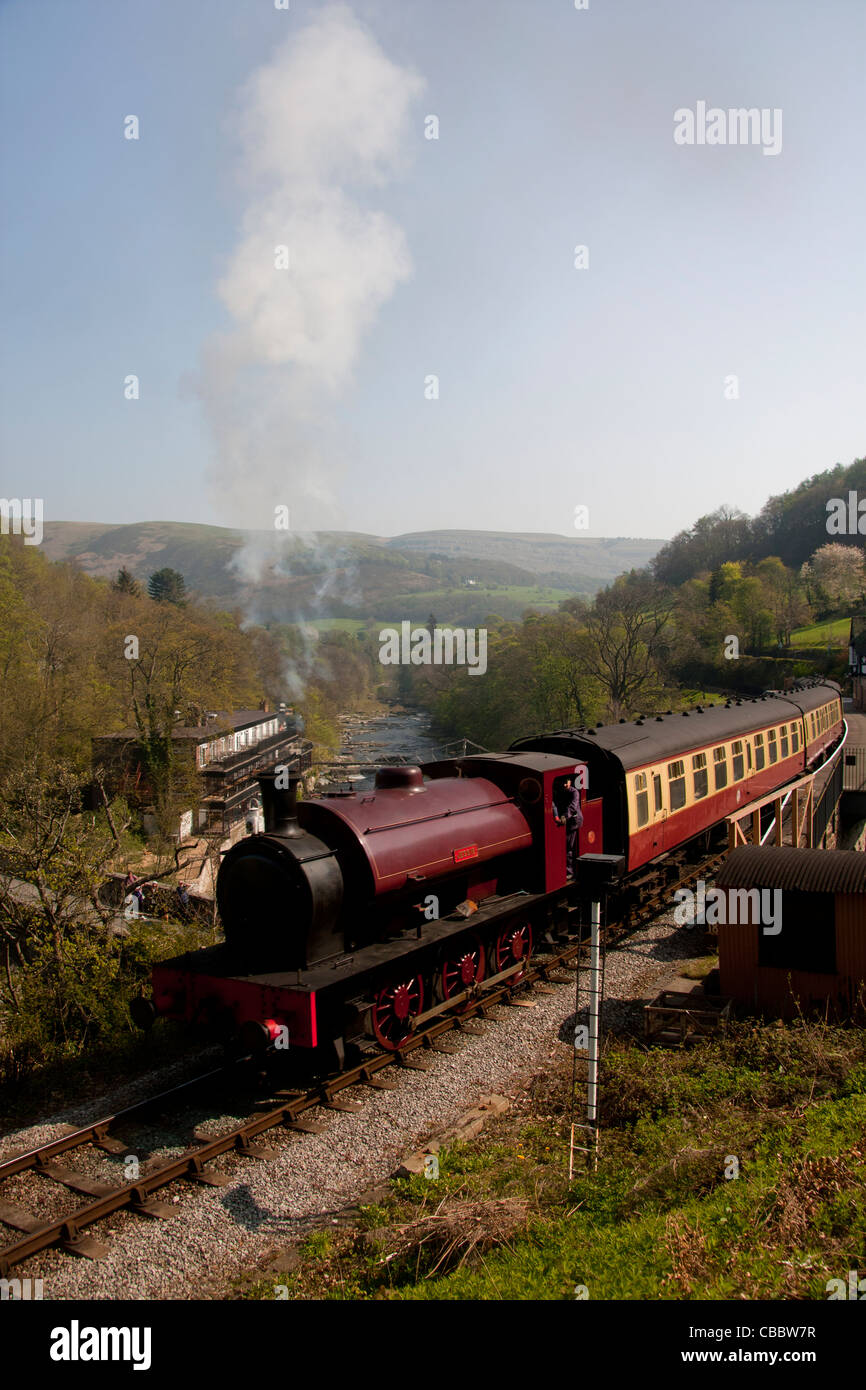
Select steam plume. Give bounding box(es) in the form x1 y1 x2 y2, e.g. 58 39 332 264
197 3 423 559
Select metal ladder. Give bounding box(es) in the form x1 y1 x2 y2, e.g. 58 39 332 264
568 899 606 1177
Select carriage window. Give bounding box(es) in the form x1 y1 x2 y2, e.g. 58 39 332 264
791 723 800 753
780 726 789 758
767 729 778 763
634 772 649 827
692 752 708 800
668 759 686 811
754 733 765 771
731 741 745 781
713 746 728 789
653 773 663 812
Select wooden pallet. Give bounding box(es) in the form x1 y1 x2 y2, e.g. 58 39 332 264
644 990 732 1045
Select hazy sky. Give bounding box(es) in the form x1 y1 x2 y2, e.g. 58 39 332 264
1 0 863 541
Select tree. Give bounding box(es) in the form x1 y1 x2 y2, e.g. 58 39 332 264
651 506 752 586
113 567 141 597
102 601 261 835
754 557 809 645
148 568 187 605
0 762 132 1046
583 574 673 720
800 543 866 614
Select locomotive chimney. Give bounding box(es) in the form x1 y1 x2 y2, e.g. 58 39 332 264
258 769 302 837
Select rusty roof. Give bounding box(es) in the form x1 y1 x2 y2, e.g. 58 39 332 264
717 845 866 895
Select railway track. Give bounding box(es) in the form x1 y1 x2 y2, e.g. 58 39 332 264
0 846 725 1279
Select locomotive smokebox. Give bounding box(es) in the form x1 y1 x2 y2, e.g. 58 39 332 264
217 768 344 971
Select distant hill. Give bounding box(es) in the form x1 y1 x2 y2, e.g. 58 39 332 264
39 522 665 625
386 530 664 585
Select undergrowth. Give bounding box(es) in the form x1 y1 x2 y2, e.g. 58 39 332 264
237 1018 866 1301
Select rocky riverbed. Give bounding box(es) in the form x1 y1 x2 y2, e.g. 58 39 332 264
314 708 440 790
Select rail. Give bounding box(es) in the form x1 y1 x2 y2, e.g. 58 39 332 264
0 834 729 1277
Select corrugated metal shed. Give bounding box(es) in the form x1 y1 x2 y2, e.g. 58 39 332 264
717 846 866 895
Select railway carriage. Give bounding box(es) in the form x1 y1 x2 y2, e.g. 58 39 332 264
144 679 844 1065
510 678 844 874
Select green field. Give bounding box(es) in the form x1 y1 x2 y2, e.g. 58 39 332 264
301 588 573 637
300 618 372 634
391 585 572 606
789 618 849 647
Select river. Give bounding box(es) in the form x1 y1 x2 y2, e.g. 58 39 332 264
320 708 442 790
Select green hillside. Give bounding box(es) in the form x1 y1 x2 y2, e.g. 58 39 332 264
39 522 665 622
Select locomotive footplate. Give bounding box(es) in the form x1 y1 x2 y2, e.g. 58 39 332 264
151 886 567 1052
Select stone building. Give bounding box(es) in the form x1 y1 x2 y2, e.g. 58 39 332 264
92 703 313 840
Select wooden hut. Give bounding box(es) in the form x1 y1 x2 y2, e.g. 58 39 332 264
715 845 866 1018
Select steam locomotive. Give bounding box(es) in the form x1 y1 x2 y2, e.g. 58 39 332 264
144 679 844 1066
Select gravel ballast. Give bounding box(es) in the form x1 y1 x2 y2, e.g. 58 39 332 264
1 907 707 1300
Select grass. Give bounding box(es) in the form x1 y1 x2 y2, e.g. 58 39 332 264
788 618 849 648
234 1018 866 1302
388 586 573 614
300 618 373 634
303 593 576 636
679 955 718 981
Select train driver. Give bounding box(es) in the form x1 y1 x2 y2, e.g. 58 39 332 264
553 775 584 879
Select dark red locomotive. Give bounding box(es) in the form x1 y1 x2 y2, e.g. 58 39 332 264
151 750 596 1065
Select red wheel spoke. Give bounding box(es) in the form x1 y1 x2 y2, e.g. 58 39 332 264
440 936 485 1013
495 922 533 982
371 975 424 1051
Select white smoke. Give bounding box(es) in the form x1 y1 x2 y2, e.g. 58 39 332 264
197 2 423 559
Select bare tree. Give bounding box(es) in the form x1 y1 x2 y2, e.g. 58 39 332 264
583 576 673 719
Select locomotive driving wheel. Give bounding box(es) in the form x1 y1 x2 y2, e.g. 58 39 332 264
440 935 485 1013
494 921 533 983
371 974 424 1051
